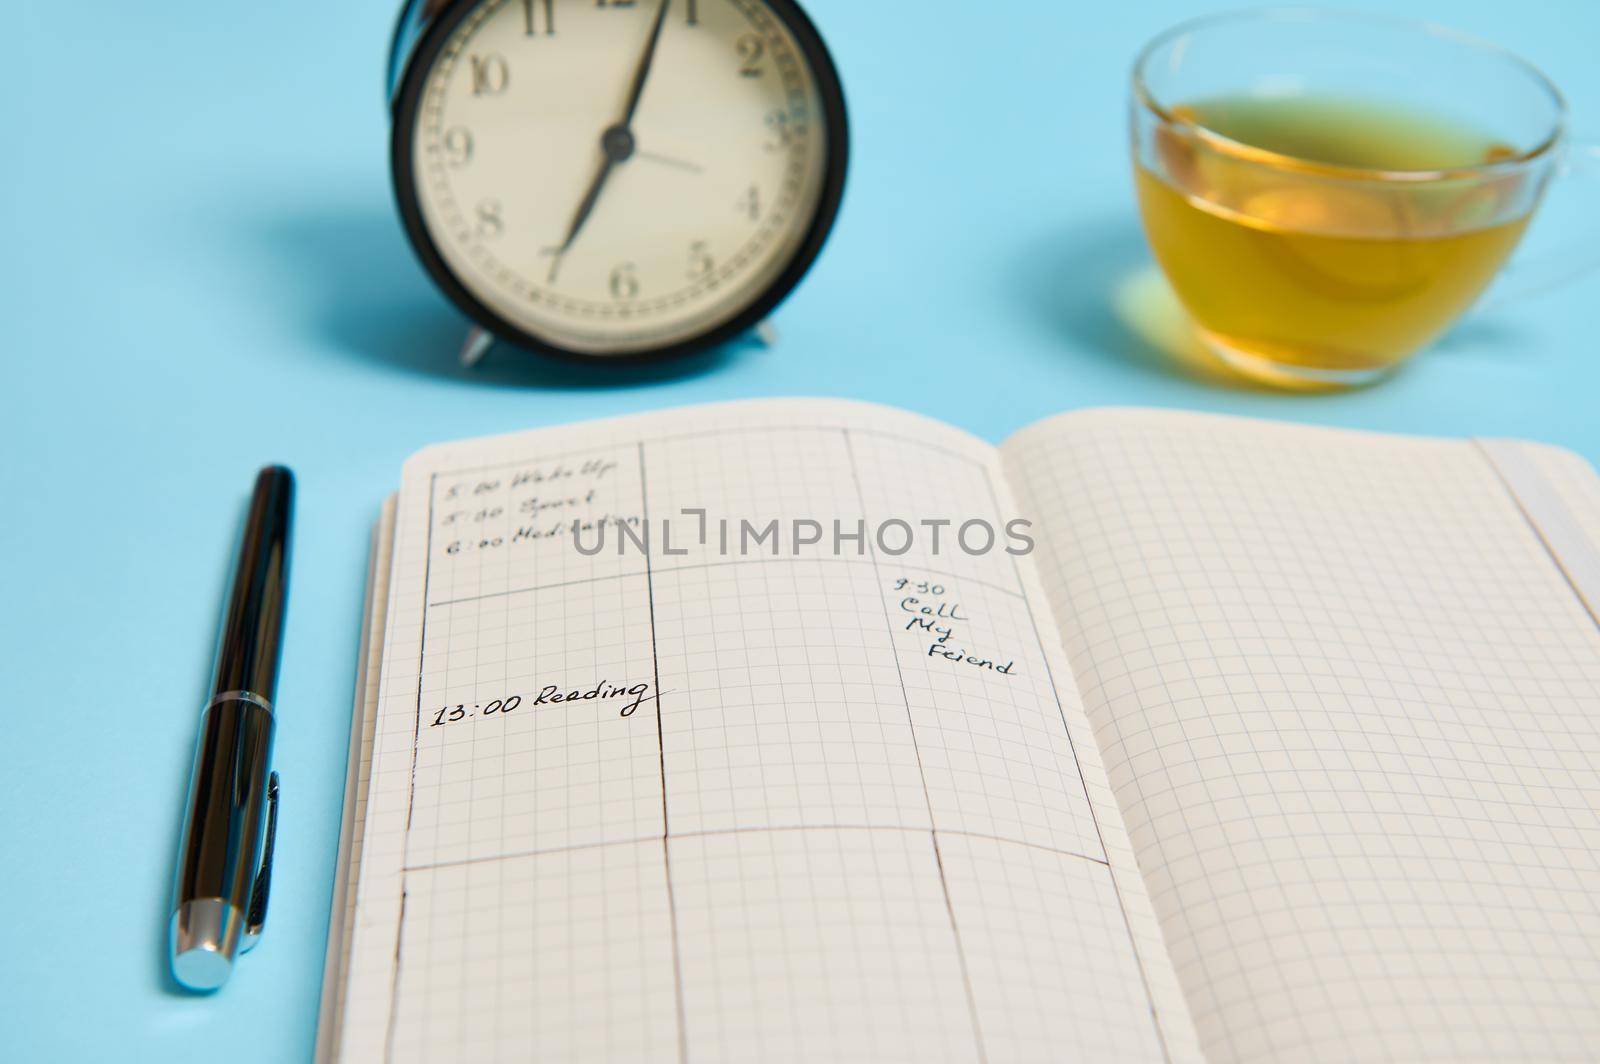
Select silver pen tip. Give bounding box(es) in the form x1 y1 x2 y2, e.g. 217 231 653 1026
170 899 244 991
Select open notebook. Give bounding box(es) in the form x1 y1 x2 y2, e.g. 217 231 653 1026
315 400 1600 1064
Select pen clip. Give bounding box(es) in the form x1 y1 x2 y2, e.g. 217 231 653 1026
241 771 280 952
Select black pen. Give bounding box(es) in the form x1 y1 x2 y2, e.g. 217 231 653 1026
170 466 293 990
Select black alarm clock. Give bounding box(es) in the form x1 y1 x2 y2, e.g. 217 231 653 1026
387 0 849 363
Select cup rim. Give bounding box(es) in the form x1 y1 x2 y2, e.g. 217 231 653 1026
1131 6 1567 183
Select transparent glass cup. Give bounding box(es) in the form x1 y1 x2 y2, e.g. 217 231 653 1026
1131 9 1595 389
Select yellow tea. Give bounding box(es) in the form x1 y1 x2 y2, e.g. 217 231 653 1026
1135 96 1534 383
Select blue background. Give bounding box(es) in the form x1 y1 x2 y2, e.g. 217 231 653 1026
7 0 1599 1059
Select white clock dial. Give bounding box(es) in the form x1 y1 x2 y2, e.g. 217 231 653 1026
403 0 837 357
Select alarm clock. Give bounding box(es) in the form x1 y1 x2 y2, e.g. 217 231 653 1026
387 0 849 363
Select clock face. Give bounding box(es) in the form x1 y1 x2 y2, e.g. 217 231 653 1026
393 0 846 359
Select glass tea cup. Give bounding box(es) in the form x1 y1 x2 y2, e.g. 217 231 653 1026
1131 8 1597 389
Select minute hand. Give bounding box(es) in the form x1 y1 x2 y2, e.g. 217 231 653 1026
620 0 671 126
545 0 672 276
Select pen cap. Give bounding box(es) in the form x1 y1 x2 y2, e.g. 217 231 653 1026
213 467 294 702
170 697 277 990
171 898 246 990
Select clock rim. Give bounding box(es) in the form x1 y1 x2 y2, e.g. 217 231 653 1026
389 0 850 365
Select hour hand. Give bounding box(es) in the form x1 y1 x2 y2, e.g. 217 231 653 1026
548 153 614 261
543 127 642 282
543 0 671 284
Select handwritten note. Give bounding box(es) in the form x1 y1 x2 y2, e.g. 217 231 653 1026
433 452 636 561
892 576 1017 675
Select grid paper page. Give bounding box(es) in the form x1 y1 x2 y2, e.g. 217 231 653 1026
1004 409 1600 1063
333 399 1198 1063
1524 442 1600 551
1483 440 1600 627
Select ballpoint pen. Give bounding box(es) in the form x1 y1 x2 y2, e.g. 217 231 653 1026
169 466 293 991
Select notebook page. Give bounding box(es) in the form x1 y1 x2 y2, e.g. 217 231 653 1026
1003 410 1600 1063
1522 442 1600 552
316 496 397 1064
1478 440 1600 627
335 399 1198 1063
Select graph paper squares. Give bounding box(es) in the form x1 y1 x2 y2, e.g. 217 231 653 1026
1008 412 1600 1063
339 409 1177 1062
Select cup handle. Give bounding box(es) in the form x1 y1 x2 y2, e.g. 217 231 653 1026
1480 137 1600 308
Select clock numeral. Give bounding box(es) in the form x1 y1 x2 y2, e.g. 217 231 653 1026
470 54 509 95
522 0 554 35
609 263 639 300
686 0 699 25
595 0 637 8
475 199 504 238
764 109 794 152
736 34 765 78
443 127 474 167
688 241 714 280
736 184 761 221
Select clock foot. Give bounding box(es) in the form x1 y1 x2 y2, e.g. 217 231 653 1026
460 326 494 369
754 320 778 348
